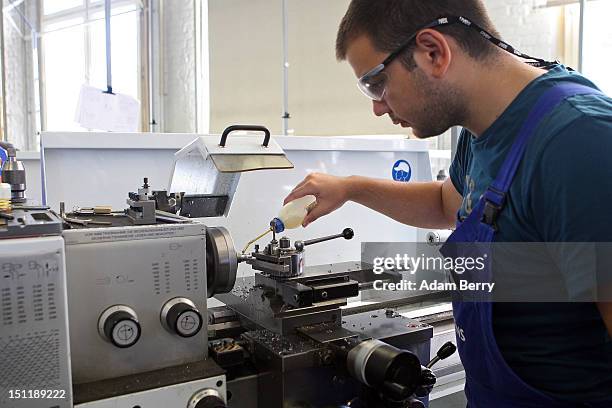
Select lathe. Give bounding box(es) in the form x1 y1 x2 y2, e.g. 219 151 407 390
0 127 456 408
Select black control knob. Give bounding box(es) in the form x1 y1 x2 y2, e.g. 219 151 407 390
98 306 141 348
342 228 354 240
188 389 227 408
160 297 203 338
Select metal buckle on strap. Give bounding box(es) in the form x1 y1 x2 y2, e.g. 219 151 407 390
485 186 506 206
482 200 501 230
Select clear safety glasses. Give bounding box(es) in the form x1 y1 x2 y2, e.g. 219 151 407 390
357 16 555 101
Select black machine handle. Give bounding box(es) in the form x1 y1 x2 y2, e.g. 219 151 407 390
426 341 457 369
303 228 354 247
219 125 271 148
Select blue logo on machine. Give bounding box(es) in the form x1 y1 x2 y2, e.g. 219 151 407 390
392 160 412 182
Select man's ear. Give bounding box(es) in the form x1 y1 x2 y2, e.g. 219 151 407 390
413 29 452 78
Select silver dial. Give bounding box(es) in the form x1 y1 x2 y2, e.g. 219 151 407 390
160 297 203 337
98 305 141 348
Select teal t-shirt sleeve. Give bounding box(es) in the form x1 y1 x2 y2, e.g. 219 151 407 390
449 129 472 196
531 114 612 299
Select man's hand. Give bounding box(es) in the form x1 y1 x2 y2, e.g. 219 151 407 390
283 173 354 227
285 174 460 229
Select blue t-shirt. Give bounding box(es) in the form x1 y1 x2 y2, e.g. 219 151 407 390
449 65 612 402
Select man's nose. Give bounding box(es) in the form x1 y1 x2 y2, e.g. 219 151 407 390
372 100 390 117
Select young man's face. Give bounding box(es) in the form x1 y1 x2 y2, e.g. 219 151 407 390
345 34 457 138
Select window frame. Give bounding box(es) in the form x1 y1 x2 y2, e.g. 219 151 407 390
40 0 146 133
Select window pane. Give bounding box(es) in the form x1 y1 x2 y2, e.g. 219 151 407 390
583 0 612 95
44 0 83 16
43 18 86 131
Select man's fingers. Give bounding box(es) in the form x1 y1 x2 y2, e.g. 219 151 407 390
292 177 309 192
284 184 316 205
284 174 319 204
302 204 326 227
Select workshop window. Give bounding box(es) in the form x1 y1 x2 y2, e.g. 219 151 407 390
581 0 612 94
543 0 612 94
42 0 142 132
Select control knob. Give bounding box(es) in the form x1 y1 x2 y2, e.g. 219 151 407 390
160 297 203 337
98 305 141 348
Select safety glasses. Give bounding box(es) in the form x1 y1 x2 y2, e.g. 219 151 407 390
357 16 555 101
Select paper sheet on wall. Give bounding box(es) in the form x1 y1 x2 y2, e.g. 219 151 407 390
75 85 140 132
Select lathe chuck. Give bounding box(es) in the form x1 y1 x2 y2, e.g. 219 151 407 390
206 226 238 297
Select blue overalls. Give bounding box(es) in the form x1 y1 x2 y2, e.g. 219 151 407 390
440 83 610 407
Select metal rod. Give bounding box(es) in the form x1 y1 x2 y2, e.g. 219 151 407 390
578 0 586 72
281 0 289 135
104 0 113 93
36 0 46 132
193 0 199 133
0 3 7 142
138 0 150 131
303 232 345 247
157 0 164 130
426 356 441 369
147 0 155 131
242 228 273 254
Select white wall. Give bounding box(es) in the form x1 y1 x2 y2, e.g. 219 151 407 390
202 0 563 139
207 0 405 137
487 0 560 61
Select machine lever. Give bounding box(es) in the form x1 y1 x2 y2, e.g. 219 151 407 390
426 341 457 369
301 228 354 247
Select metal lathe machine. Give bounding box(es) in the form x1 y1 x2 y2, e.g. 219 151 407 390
0 127 458 408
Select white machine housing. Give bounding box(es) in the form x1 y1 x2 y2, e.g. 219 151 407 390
0 236 73 408
40 132 438 269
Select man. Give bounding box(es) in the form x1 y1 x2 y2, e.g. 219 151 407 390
284 1 612 406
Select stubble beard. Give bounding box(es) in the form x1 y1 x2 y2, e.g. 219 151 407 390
409 67 468 139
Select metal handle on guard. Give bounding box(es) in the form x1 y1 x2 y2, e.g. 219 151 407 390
219 125 271 148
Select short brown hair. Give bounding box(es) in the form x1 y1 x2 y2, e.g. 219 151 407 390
336 0 501 68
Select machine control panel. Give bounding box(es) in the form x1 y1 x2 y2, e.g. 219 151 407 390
98 305 141 348
160 297 203 337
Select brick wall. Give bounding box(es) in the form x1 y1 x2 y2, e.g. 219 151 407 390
486 0 560 61
161 0 197 133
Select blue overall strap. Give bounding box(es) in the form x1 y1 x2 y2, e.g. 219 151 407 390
482 83 602 224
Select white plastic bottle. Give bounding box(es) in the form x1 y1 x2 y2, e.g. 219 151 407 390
0 183 11 212
271 195 317 233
